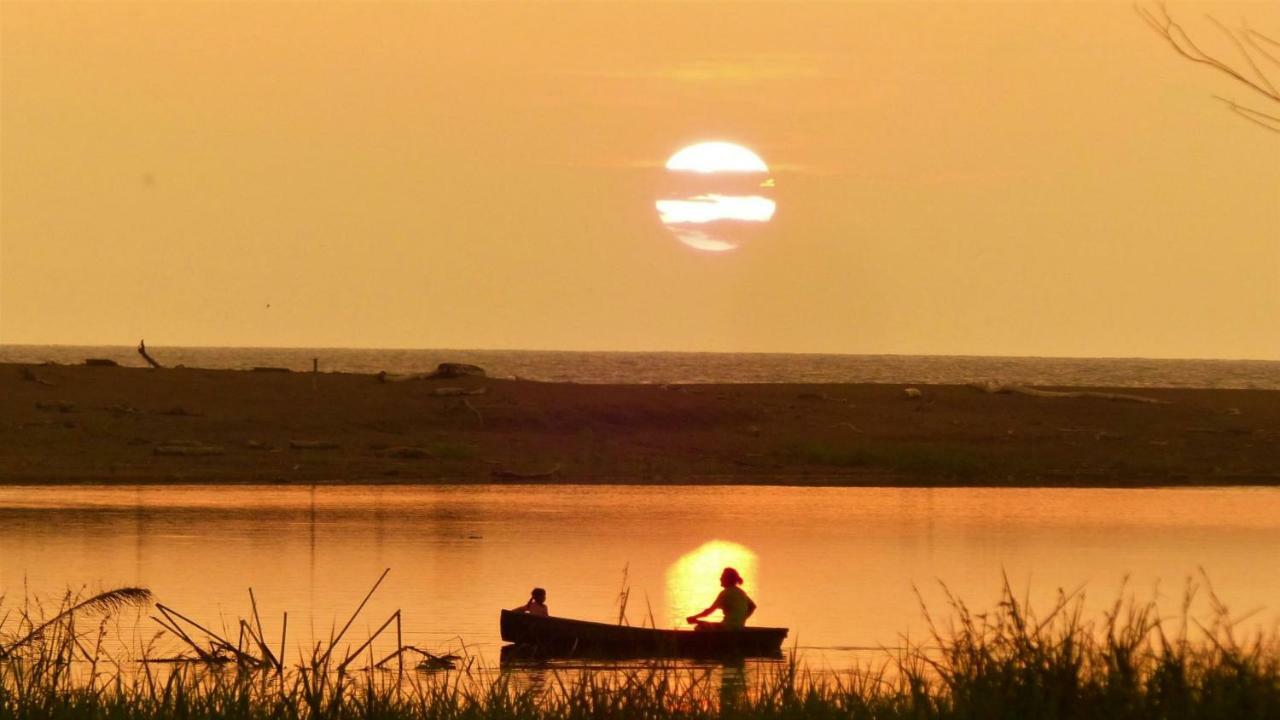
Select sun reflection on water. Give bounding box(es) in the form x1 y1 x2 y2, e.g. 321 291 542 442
664 540 758 628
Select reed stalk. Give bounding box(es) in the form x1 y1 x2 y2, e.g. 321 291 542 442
3 579 1277 719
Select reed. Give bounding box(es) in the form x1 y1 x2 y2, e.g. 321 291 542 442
2 578 1277 719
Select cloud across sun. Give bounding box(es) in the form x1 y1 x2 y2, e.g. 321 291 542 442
656 142 776 253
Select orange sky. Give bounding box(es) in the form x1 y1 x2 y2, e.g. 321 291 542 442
2 2 1277 358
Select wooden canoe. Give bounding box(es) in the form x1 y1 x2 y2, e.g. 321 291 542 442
500 610 788 658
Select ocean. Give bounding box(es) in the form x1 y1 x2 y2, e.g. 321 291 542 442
2 344 1278 389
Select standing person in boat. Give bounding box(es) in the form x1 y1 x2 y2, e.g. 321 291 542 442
686 567 756 629
511 587 548 616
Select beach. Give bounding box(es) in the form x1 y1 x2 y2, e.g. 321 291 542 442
3 362 1276 485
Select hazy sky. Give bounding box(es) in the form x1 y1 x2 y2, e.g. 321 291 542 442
2 1 1277 358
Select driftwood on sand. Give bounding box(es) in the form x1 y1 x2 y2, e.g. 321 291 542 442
137 339 162 369
377 363 486 383
461 399 484 425
35 400 76 413
491 463 562 480
971 381 1168 404
429 363 485 379
377 371 421 383
289 440 340 450
431 386 488 397
382 446 432 459
154 443 225 456
20 367 57 386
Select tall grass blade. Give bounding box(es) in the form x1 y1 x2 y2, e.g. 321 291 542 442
0 587 151 658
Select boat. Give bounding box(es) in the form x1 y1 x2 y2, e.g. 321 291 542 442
499 610 788 658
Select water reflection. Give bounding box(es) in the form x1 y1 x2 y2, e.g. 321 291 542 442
496 651 769 709
718 659 748 713
665 540 758 628
2 485 1279 672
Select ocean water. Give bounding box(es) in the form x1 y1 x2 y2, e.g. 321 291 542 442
2 344 1278 389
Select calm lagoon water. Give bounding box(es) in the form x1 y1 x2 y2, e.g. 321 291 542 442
2 484 1279 671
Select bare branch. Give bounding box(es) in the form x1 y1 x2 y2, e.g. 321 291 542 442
1207 16 1277 96
1243 28 1280 70
1246 26 1280 51
1216 96 1280 133
1138 3 1280 132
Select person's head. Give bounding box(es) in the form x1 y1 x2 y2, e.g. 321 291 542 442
720 568 743 588
531 587 547 603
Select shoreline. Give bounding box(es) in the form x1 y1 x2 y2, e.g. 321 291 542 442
3 362 1278 487
5 476 1280 489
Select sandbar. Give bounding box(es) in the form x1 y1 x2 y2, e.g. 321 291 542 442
2 362 1277 486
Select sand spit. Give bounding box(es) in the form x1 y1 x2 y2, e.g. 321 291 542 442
2 362 1277 486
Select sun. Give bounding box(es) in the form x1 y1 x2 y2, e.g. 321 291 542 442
665 141 769 173
664 540 759 627
655 141 776 253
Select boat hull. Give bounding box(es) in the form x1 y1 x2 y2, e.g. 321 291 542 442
500 610 787 658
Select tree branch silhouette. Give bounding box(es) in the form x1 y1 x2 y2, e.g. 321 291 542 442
1138 3 1280 132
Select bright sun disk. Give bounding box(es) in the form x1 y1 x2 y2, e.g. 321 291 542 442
665 142 769 173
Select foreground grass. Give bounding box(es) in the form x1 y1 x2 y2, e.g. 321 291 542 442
2 582 1278 719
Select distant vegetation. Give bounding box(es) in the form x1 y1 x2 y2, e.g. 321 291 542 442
2 580 1277 719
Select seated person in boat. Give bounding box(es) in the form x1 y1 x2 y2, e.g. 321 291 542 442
686 567 756 630
511 587 548 616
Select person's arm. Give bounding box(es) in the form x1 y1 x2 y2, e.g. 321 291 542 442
745 596 757 620
510 601 531 613
686 591 725 624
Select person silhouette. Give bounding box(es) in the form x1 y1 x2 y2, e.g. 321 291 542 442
686 567 756 629
511 587 548 617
